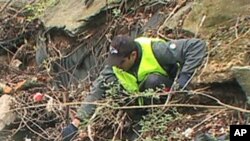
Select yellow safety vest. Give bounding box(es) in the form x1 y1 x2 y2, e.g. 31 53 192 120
136 37 167 82
112 37 168 93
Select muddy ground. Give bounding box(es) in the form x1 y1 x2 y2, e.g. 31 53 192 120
0 0 250 141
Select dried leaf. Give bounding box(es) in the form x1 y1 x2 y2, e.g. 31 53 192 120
0 83 13 94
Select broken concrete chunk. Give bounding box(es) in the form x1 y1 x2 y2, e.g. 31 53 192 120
231 66 250 97
0 95 16 131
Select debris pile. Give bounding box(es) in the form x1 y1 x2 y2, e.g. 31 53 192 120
0 0 250 140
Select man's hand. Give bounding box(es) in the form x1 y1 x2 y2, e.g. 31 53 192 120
62 118 80 141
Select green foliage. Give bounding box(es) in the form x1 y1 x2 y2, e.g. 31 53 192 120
104 81 123 98
97 82 185 140
112 8 122 18
139 108 183 140
24 0 58 21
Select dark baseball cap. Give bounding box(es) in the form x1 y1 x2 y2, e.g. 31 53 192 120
106 35 137 66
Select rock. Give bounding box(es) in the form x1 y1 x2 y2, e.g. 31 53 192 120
183 0 250 37
231 66 250 97
188 0 250 84
0 95 16 131
41 0 121 32
162 2 193 29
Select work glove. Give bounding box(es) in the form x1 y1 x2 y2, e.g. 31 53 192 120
62 123 78 141
178 73 191 89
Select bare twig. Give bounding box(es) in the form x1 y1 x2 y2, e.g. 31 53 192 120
0 44 15 55
0 0 13 13
164 66 181 106
87 106 104 141
112 113 126 141
229 28 250 45
191 109 225 130
8 92 250 114
9 0 36 20
195 15 206 37
182 69 197 90
10 43 26 64
17 108 50 140
157 0 187 39
182 109 225 137
195 92 249 112
234 16 240 39
87 125 94 141
208 28 250 54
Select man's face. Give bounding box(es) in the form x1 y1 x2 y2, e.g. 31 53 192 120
117 51 137 71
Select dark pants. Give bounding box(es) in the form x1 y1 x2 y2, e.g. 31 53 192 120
140 73 173 92
137 73 174 106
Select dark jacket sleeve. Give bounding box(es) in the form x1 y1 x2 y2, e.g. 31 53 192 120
152 38 206 86
76 65 118 120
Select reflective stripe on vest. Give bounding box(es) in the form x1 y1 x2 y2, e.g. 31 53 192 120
135 37 168 82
